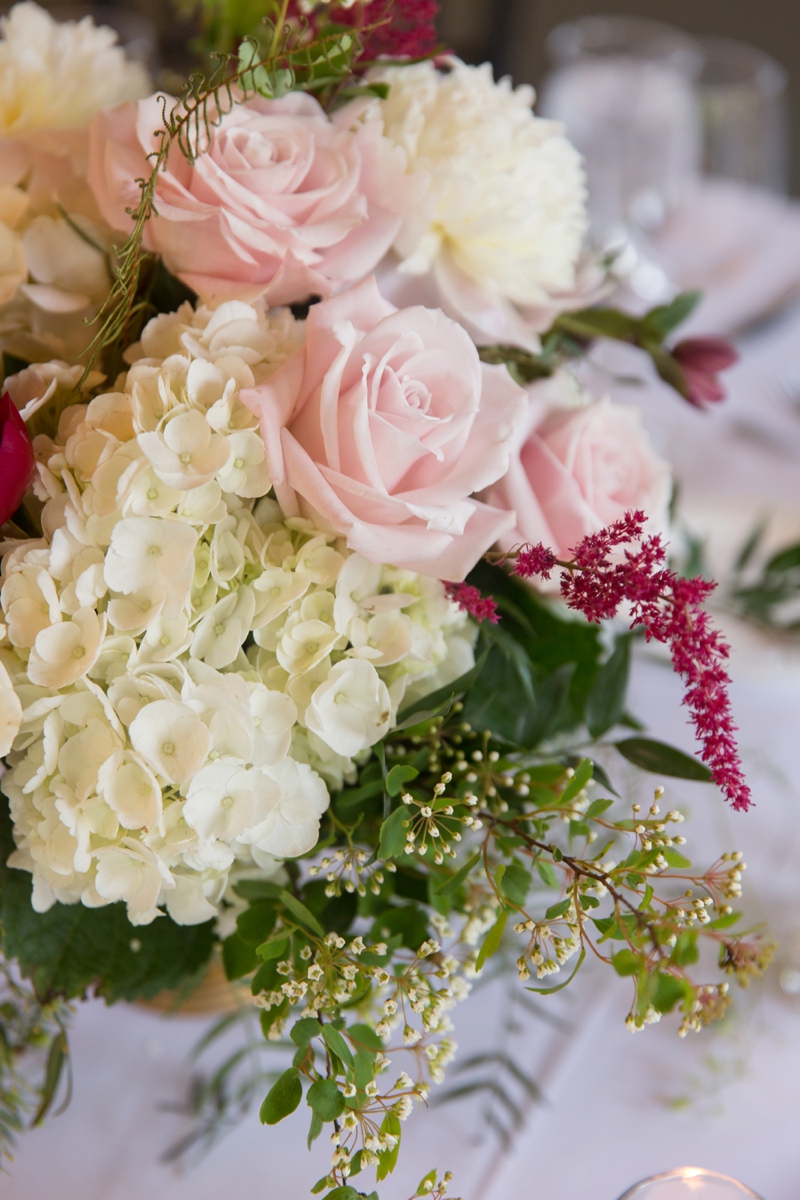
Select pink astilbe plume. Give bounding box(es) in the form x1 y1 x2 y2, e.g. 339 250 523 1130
445 582 499 625
513 511 752 811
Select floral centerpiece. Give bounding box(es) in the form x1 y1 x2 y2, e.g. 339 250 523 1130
0 3 766 1197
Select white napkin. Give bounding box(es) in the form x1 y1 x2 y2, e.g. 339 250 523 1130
653 179 800 335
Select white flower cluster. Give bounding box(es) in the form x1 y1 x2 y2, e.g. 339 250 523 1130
0 300 473 927
0 2 149 135
0 2 151 362
371 59 587 308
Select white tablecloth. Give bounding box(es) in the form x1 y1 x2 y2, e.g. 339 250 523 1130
5 208 800 1200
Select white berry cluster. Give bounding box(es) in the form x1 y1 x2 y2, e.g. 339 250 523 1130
0 300 473 927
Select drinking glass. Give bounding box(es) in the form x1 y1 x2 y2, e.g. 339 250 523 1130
617 1167 764 1199
540 17 702 248
695 37 789 194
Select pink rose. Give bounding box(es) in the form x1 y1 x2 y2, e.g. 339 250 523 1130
88 92 411 307
242 277 526 580
483 388 671 560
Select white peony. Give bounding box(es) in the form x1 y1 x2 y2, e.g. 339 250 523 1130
0 2 149 135
368 59 588 349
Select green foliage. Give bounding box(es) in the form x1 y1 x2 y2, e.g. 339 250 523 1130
615 738 714 782
307 1077 345 1121
586 635 632 738
261 1068 303 1125
479 291 701 401
0 798 214 1002
0 964 72 1163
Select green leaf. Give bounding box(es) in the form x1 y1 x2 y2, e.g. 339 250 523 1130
280 890 325 938
555 307 643 342
233 879 283 902
322 1189 359 1200
0 797 215 1002
256 935 290 963
501 861 532 907
395 650 488 725
291 1017 322 1048
647 341 689 397
561 758 593 803
670 930 699 967
537 861 559 889
321 1025 355 1071
586 635 631 738
614 738 713 782
251 957 280 995
612 949 640 977
308 1110 324 1149
222 933 260 980
378 805 410 860
32 1028 67 1125
662 848 692 869
643 290 701 337
376 1110 402 1181
652 971 689 1014
236 899 277 946
545 898 571 920
475 910 508 972
385 765 419 796
307 1077 345 1121
586 798 614 819
371 904 429 952
261 1069 302 1125
347 1023 383 1054
260 998 289 1039
766 542 800 574
434 851 482 899
707 911 741 931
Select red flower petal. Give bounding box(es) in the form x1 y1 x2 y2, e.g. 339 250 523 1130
0 392 36 527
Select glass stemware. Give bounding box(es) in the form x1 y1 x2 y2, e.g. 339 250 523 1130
617 1167 764 1199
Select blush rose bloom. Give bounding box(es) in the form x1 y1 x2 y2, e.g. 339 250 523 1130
88 91 412 308
242 276 526 580
482 384 671 561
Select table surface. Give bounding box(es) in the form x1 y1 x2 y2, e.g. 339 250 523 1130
5 198 800 1200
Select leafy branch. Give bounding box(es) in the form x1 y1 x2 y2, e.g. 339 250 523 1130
479 290 701 399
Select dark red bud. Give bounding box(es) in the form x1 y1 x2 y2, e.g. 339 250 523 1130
673 337 739 374
672 337 739 408
0 392 36 527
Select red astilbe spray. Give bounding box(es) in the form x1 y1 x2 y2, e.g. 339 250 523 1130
512 511 752 812
288 0 440 61
445 582 499 625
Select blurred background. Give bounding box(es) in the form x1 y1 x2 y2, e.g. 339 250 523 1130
437 0 799 195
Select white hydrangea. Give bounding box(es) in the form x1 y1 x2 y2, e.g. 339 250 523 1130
1 300 473 928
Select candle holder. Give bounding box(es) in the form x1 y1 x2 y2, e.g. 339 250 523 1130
617 1168 764 1199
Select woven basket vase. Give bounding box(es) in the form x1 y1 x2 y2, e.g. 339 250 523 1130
136 954 251 1017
